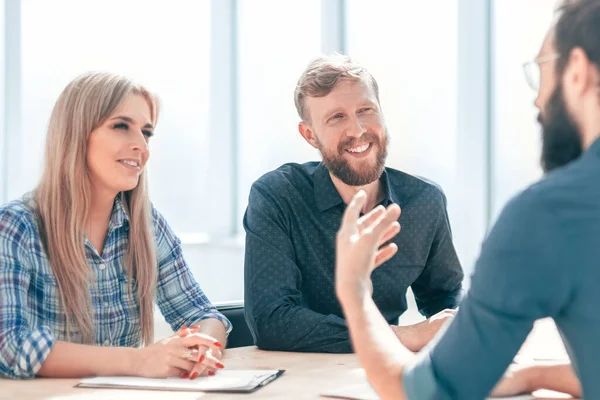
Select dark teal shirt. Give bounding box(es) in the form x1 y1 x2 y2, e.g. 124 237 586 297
243 162 463 353
405 137 600 399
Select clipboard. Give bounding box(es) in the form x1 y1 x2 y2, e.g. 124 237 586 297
76 369 285 393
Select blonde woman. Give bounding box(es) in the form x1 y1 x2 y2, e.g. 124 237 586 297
0 73 230 380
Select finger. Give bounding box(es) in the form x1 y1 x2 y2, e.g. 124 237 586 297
377 221 401 246
189 363 209 380
175 325 190 338
366 204 401 240
201 352 225 370
180 333 223 349
374 243 398 268
177 326 201 338
170 355 195 373
177 343 209 365
168 366 186 377
340 190 367 234
211 348 223 361
198 366 215 377
357 205 385 232
195 345 210 363
181 347 200 362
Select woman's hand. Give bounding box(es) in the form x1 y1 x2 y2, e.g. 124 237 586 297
177 325 225 379
184 348 224 379
131 327 223 378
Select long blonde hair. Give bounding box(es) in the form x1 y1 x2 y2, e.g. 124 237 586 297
34 72 159 345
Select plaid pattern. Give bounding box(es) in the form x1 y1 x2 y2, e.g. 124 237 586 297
0 196 231 379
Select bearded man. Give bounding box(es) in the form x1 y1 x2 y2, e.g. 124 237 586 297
242 54 464 353
334 1 600 397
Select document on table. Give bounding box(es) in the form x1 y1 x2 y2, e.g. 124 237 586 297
320 382 536 400
77 369 284 393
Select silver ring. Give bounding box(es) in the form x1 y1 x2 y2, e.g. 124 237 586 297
182 349 195 361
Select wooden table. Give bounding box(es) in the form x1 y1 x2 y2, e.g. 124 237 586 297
0 319 575 399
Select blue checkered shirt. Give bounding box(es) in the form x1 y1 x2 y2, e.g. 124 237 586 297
0 196 231 379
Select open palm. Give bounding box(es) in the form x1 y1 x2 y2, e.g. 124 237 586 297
335 190 402 287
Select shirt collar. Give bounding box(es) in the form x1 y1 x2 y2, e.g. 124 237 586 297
313 163 398 212
109 194 130 231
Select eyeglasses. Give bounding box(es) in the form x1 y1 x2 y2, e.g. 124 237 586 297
522 54 560 91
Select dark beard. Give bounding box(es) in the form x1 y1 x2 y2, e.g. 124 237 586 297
538 84 583 172
317 132 388 186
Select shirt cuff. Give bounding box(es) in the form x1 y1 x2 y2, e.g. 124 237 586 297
197 312 233 336
15 326 55 379
403 351 449 400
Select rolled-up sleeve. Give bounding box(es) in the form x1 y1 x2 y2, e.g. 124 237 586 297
152 208 231 335
403 352 449 400
0 209 56 379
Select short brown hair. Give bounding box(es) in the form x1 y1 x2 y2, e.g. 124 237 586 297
294 53 380 122
555 0 600 76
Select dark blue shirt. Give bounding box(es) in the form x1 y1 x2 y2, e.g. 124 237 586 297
405 137 600 399
243 162 463 353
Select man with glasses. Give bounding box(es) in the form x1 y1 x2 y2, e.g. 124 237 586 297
335 0 599 398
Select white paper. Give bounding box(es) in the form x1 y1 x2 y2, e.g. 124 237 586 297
78 369 280 391
320 382 536 400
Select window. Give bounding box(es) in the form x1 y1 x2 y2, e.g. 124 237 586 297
0 0 5 203
346 1 484 275
21 0 213 234
491 0 556 220
2 0 554 308
236 0 322 224
347 0 459 187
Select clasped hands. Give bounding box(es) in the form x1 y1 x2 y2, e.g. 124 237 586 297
132 325 224 380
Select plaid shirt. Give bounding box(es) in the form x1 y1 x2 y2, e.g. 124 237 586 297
0 196 231 379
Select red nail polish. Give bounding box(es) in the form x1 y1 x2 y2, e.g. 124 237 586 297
214 342 223 348
180 372 190 379
190 372 198 380
216 362 224 369
208 370 215 376
198 355 205 363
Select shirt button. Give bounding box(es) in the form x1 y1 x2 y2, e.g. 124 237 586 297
99 264 106 270
104 339 110 346
104 302 109 308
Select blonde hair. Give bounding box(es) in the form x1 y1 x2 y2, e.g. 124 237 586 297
34 72 159 345
294 53 381 122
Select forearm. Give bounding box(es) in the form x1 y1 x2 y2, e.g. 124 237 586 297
391 324 424 352
529 364 581 397
338 281 414 400
37 340 137 378
248 302 352 352
195 318 228 349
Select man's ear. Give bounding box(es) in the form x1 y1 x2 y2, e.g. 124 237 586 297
563 47 592 97
299 121 319 149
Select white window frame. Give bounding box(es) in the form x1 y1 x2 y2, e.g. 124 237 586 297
2 0 22 205
1 0 493 257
